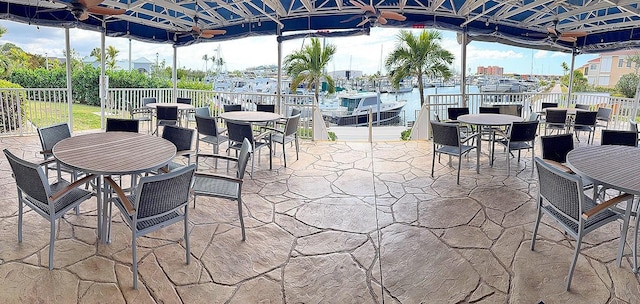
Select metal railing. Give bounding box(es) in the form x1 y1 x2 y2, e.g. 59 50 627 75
0 88 70 136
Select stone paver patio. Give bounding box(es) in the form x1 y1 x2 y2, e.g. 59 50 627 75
0 132 639 303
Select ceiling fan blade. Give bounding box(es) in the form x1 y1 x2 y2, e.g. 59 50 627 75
201 29 226 35
80 0 105 9
561 31 587 38
78 11 89 20
377 16 387 25
341 15 362 23
380 11 406 21
356 18 370 27
200 33 214 39
192 25 201 33
558 36 577 43
88 6 126 15
350 0 375 13
547 27 558 36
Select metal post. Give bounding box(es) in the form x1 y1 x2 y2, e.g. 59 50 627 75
100 22 106 130
460 29 468 107
568 47 576 106
64 27 73 132
277 26 282 115
368 109 373 142
172 46 178 102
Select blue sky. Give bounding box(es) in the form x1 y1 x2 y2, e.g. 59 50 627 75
0 20 596 76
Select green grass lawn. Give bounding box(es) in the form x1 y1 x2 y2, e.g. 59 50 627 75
28 101 104 131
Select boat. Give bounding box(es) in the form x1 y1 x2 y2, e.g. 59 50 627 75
321 92 406 126
479 78 525 93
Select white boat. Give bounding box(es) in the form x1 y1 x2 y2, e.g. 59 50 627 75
321 92 406 126
480 78 525 93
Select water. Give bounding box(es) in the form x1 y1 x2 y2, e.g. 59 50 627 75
379 85 480 123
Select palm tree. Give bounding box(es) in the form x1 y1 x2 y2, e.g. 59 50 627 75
106 46 119 70
202 54 209 74
284 37 336 104
385 30 454 106
561 62 569 76
90 47 101 63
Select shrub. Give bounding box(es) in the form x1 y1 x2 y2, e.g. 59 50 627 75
328 131 336 141
0 79 25 133
401 129 411 140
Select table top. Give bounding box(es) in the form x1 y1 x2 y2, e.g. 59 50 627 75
567 145 640 195
146 103 194 111
219 111 282 123
457 113 523 126
53 132 176 175
544 107 589 115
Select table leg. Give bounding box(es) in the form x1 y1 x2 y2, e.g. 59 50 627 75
101 178 111 244
95 177 102 241
490 129 496 167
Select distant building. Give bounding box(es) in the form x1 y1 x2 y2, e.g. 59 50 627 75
476 66 503 76
83 57 153 73
579 49 640 88
329 70 363 80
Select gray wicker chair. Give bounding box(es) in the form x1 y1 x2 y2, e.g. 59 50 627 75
264 114 300 167
572 111 598 144
596 107 613 129
192 138 251 241
430 121 479 184
601 129 638 147
106 164 195 289
162 125 195 170
226 120 271 177
106 118 140 133
494 120 539 176
128 98 154 133
153 105 178 136
544 109 568 135
532 157 633 290
186 106 210 127
223 104 242 112
575 104 590 110
3 149 95 270
37 122 74 179
195 114 228 168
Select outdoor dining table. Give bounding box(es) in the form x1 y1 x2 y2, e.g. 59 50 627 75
566 145 640 271
146 102 195 127
457 113 523 167
52 131 176 244
219 111 282 124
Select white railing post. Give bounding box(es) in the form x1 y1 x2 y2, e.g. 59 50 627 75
368 108 373 142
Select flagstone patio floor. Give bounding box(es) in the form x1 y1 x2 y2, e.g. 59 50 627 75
0 133 639 303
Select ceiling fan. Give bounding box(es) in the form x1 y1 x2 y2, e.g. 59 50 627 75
176 15 226 39
342 0 406 27
50 0 126 21
522 19 587 43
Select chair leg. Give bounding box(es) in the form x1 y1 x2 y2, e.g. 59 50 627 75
132 234 138 289
49 219 55 270
282 141 287 167
17 197 23 242
566 235 583 291
184 206 190 265
295 136 299 161
238 197 246 241
530 200 542 250
431 149 436 178
616 198 633 267
634 199 640 273
456 156 461 185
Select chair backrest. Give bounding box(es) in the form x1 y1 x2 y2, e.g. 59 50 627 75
141 97 156 106
176 97 192 105
37 123 71 157
630 120 638 133
528 112 539 121
508 121 539 142
194 106 210 117
545 109 567 124
540 134 574 163
596 107 612 121
541 102 558 110
133 164 195 222
162 125 194 151
496 104 522 117
236 138 252 179
447 107 469 121
601 130 638 146
290 107 302 117
284 114 301 136
4 149 50 205
223 104 242 112
226 121 255 145
534 157 583 224
430 121 461 147
194 115 220 137
479 107 500 114
575 104 590 110
156 106 178 120
572 111 598 126
256 104 275 113
106 118 139 133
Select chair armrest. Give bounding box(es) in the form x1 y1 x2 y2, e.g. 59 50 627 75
582 193 633 219
196 153 238 163
104 176 136 215
195 172 243 183
542 159 574 173
260 126 283 134
176 150 194 157
461 132 480 143
217 128 227 135
40 149 52 155
36 158 58 166
254 131 273 141
49 174 96 202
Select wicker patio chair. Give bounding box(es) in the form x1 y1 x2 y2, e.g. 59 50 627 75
596 107 613 130
494 120 539 176
192 138 251 240
226 120 271 177
601 129 638 147
532 157 633 290
153 105 178 136
3 149 96 270
575 104 590 110
106 164 195 289
37 122 75 179
195 114 228 168
162 125 195 170
430 121 479 184
223 104 242 112
572 111 597 144
264 114 301 167
544 109 568 135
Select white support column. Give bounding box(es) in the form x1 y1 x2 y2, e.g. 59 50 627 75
64 27 73 132
460 30 468 107
173 45 178 101
100 23 106 130
568 47 576 105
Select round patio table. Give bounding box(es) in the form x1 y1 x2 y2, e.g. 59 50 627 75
219 111 281 123
53 132 176 243
457 113 523 167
